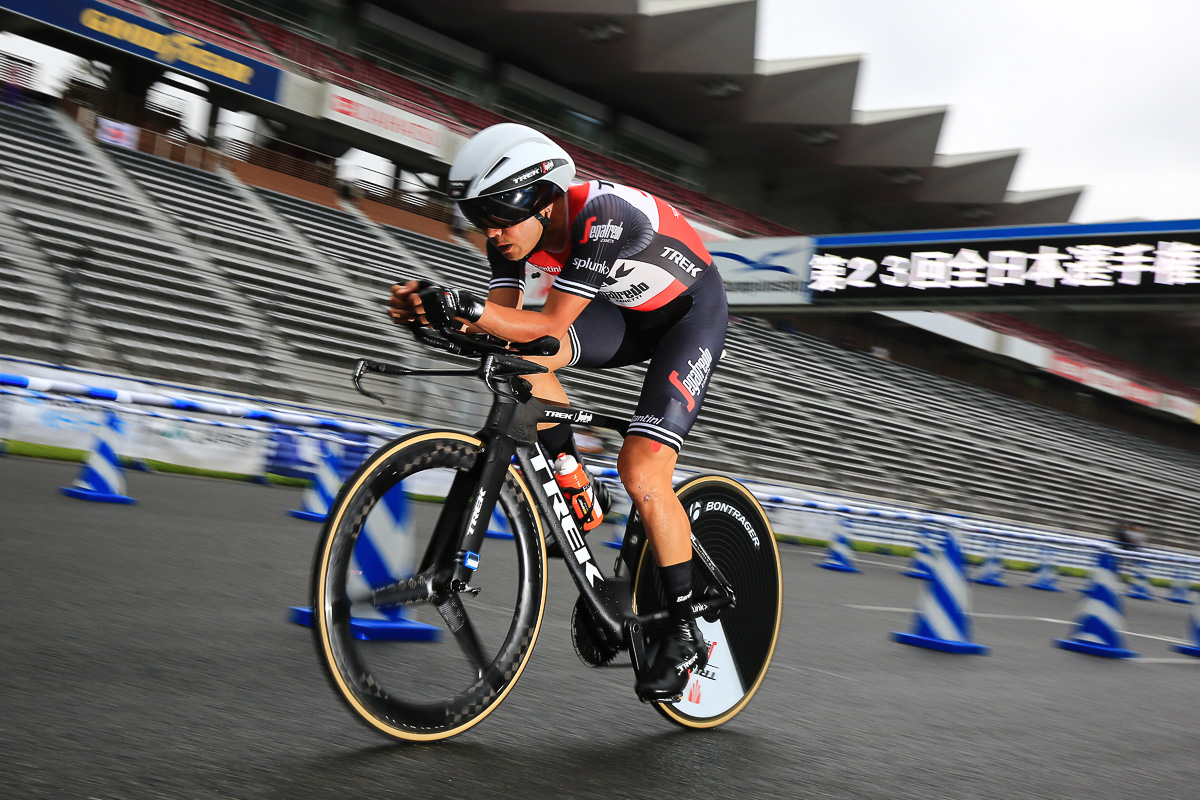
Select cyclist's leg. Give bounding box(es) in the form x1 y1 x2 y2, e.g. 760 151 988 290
530 300 636 464
618 269 728 699
622 266 728 560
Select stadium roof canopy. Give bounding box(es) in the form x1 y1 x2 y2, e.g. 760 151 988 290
375 0 1083 234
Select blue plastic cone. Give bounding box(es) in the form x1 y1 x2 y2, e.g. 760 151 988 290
817 517 860 573
1124 559 1157 602
485 505 514 540
892 527 988 654
1055 551 1138 658
1026 546 1063 592
288 437 341 522
1168 570 1194 604
1172 595 1200 657
903 529 935 579
972 537 1007 587
291 481 437 641
60 408 135 504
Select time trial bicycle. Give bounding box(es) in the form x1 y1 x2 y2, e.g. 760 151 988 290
308 324 782 741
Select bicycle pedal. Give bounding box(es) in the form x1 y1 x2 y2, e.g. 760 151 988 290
635 689 683 705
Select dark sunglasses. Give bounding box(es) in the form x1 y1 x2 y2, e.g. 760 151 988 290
457 182 561 230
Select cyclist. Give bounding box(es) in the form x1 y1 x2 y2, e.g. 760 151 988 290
389 123 727 703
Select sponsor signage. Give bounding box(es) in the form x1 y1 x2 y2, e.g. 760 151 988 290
2 0 282 100
3 395 268 474
322 84 449 159
1045 352 1200 421
807 220 1200 308
94 116 138 149
707 236 814 309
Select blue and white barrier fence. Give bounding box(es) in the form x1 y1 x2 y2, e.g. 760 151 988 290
9 373 1200 586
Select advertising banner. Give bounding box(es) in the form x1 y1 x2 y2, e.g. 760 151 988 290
2 0 281 100
322 83 449 159
707 236 814 309
806 219 1200 309
4 394 268 474
95 116 139 149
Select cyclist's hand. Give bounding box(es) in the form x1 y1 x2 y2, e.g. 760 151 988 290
416 284 486 331
388 280 424 325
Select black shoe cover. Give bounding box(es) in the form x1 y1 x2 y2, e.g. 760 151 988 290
635 620 708 703
592 476 612 517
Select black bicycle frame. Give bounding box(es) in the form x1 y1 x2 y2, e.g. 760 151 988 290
355 350 735 651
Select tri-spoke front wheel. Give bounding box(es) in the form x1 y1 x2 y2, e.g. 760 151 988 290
310 431 546 741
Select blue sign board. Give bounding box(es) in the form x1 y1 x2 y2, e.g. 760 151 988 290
2 0 281 100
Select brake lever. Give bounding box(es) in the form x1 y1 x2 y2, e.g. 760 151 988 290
353 359 387 404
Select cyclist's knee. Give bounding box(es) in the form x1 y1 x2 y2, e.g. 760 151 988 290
617 435 677 505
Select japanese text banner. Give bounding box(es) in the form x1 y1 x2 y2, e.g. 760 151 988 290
807 220 1200 309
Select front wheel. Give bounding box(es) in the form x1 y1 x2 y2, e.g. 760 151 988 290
630 475 782 728
310 430 547 742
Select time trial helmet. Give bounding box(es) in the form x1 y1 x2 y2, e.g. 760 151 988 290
447 123 575 230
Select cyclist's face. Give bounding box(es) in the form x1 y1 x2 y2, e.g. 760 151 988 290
485 210 546 261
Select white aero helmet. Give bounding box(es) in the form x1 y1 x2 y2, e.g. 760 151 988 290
447 123 575 229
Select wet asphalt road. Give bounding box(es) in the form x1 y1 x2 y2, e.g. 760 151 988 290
3 456 1199 800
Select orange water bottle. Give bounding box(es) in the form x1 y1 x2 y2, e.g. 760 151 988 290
553 453 603 532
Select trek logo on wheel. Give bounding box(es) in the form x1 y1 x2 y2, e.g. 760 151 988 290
530 449 605 586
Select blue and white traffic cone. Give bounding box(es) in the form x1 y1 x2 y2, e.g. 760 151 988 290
1124 558 1157 601
1026 546 1063 592
288 437 341 522
290 481 438 641
60 408 135 504
1054 550 1138 658
1168 569 1194 604
485 505 513 540
902 528 935 579
972 537 1007 587
817 517 860 573
892 527 988 654
1172 595 1200 658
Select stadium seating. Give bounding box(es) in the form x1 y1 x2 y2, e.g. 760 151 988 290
106 146 399 368
139 0 792 238
5 94 1200 549
961 311 1200 403
0 100 275 392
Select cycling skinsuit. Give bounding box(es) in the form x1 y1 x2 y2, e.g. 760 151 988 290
487 179 728 452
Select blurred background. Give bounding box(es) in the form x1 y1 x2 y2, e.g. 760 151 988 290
3 3 1200 797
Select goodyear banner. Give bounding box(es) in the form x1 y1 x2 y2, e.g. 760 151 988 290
2 0 281 100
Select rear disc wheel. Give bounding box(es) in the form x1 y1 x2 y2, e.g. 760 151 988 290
631 475 782 728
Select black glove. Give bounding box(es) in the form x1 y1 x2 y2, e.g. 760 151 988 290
416 284 486 330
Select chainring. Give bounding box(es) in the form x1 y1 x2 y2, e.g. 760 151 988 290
570 597 620 668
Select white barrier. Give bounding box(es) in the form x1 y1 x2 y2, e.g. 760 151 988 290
8 373 1200 578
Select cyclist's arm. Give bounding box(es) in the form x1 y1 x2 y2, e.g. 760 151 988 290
473 288 588 342
456 285 522 335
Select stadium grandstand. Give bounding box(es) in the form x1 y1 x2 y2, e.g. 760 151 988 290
2 0 1199 555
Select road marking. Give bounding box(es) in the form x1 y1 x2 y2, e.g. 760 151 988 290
844 605 1189 644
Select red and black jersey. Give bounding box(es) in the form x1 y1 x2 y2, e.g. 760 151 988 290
487 180 714 311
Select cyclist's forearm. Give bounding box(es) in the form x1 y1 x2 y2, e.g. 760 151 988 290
474 303 567 342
